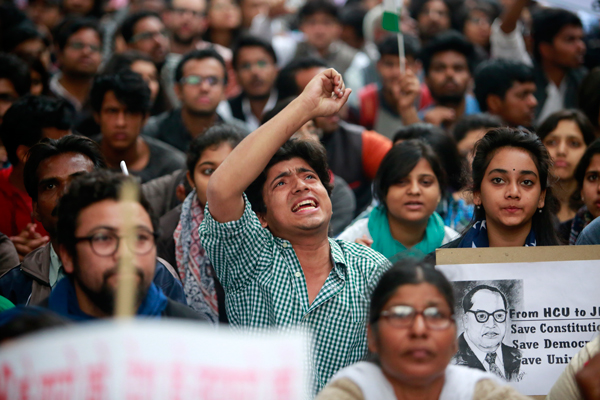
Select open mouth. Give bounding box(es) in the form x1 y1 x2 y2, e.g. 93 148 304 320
292 199 318 212
404 201 424 210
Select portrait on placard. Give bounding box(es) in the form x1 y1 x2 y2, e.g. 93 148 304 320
451 279 524 382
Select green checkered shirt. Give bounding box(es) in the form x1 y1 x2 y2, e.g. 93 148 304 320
199 196 391 392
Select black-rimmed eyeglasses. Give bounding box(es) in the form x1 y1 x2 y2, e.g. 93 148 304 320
74 230 158 257
466 309 507 323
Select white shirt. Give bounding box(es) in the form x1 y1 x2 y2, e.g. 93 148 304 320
49 73 83 111
329 361 501 400
337 218 459 245
48 244 66 289
536 79 567 125
241 90 278 132
464 332 506 378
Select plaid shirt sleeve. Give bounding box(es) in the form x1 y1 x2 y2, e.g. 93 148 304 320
199 194 274 292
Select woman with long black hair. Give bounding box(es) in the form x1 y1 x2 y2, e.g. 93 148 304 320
444 128 559 248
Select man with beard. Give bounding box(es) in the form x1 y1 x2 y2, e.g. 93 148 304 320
120 11 170 70
143 49 246 152
454 285 522 381
419 31 480 131
160 0 235 107
409 0 452 45
44 170 201 320
0 135 187 306
50 18 102 113
227 35 279 132
162 0 207 56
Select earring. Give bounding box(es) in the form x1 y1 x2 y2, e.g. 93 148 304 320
476 205 481 210
538 208 542 213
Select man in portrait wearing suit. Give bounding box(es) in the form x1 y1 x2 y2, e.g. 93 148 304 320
454 285 522 381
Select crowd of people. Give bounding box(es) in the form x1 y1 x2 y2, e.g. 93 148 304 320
0 0 599 397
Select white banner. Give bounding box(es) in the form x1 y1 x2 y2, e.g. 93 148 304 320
0 321 308 400
539 0 600 15
437 257 600 396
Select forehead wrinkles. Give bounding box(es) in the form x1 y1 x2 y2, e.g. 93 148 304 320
262 158 321 195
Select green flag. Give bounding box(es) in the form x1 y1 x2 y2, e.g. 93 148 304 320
382 0 402 32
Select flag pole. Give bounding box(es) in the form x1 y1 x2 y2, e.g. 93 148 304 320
115 178 139 318
396 0 405 74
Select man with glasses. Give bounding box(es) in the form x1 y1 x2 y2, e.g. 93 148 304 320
0 135 187 307
42 170 201 320
227 35 279 132
120 11 170 69
454 285 522 381
50 18 103 112
160 0 233 107
162 0 207 56
143 49 246 152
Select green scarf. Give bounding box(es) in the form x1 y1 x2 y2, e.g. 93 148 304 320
0 295 14 312
367 205 446 260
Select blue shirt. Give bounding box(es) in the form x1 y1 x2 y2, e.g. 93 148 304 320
417 94 481 121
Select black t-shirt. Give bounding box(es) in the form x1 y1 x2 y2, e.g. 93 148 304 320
142 108 248 152
142 109 192 152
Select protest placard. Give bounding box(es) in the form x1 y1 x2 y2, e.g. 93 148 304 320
436 245 600 396
0 320 309 400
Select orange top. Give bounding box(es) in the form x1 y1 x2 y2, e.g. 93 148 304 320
361 131 392 180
